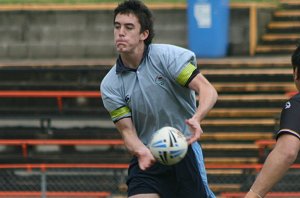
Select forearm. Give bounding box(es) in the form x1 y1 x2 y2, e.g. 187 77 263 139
247 151 292 197
189 73 218 122
122 128 149 157
246 137 299 198
115 117 148 157
185 73 218 144
195 83 218 121
115 117 156 170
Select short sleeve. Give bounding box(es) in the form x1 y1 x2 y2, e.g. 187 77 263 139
162 45 198 87
276 96 300 140
176 62 199 87
100 77 131 123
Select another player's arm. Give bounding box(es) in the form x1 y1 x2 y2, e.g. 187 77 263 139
115 117 156 170
186 73 218 144
245 134 300 198
246 95 300 198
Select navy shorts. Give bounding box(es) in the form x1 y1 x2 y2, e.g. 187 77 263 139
126 143 213 198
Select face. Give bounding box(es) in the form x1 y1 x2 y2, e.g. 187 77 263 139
114 13 148 54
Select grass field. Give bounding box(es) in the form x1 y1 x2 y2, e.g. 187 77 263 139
0 0 279 4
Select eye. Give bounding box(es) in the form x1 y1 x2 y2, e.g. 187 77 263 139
114 23 121 29
126 24 134 30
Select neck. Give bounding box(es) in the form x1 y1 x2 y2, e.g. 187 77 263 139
121 44 145 69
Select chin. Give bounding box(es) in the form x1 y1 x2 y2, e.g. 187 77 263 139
117 48 128 53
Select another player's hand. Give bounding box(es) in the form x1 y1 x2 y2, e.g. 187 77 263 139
185 117 203 145
137 147 156 171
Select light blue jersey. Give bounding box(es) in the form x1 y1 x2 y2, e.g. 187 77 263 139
101 43 216 198
101 44 199 145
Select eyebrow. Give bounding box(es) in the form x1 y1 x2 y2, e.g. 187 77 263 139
114 21 135 27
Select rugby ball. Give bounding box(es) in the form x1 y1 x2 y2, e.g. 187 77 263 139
149 126 188 165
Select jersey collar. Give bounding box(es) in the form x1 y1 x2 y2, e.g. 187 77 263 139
116 45 149 74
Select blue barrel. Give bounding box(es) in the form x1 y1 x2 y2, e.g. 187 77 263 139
188 0 229 58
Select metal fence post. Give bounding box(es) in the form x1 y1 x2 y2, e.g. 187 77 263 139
41 169 47 198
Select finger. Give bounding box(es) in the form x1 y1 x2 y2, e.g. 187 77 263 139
185 134 192 141
139 164 146 171
187 133 198 144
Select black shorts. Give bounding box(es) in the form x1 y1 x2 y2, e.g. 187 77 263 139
126 143 213 198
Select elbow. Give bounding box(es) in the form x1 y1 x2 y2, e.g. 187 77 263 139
214 86 218 99
275 135 300 165
211 84 218 104
277 148 299 166
284 149 298 165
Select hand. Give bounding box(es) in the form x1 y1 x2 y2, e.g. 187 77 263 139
185 117 203 145
137 147 156 171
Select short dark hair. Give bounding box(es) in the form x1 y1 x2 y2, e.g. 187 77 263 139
291 44 300 79
114 0 155 46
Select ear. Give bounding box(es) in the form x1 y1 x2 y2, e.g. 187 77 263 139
140 30 149 41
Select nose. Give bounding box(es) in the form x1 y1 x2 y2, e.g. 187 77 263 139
119 26 125 36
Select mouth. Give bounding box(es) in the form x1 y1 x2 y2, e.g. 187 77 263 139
116 41 127 49
116 39 127 44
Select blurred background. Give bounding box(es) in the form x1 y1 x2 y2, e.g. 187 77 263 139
0 0 299 197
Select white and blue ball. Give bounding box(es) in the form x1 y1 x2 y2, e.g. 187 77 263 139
149 126 188 166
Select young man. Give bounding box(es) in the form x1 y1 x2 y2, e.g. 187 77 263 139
245 45 300 198
100 1 218 197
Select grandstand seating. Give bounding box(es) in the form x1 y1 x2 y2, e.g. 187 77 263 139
0 55 298 196
256 0 300 55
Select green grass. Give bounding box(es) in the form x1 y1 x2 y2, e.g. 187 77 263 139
0 0 279 4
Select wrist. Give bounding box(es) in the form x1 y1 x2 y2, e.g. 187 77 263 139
191 114 201 123
135 145 150 158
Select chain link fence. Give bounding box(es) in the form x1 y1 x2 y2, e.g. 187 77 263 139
0 167 126 198
0 165 300 198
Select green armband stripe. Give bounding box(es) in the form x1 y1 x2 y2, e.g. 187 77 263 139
110 106 131 120
176 62 197 86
